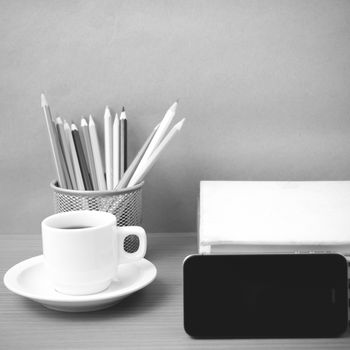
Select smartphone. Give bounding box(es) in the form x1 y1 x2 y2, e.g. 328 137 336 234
183 254 348 338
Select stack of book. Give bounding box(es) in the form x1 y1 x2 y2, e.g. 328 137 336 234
199 180 350 259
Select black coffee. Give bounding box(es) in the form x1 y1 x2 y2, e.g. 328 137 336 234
62 226 93 230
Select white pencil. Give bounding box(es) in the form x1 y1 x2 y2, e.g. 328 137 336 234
81 118 99 190
63 120 85 190
128 118 185 187
104 106 113 190
120 107 127 177
129 101 178 184
41 94 67 188
112 112 120 188
115 124 159 190
89 115 107 190
56 117 77 189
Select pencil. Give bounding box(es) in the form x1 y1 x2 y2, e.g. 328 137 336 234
72 123 93 191
64 120 85 190
128 118 185 187
129 101 177 184
89 115 107 190
115 124 159 190
56 117 76 189
104 106 113 190
52 119 72 189
112 112 120 188
78 118 91 174
81 118 99 190
41 93 67 188
120 106 127 177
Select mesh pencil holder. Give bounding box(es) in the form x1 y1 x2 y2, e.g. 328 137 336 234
50 181 144 227
50 181 144 253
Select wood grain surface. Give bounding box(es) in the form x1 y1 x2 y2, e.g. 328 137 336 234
1 233 349 349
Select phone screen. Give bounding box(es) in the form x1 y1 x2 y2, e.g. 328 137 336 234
183 254 348 338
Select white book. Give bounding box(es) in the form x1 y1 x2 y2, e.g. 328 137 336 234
199 181 350 258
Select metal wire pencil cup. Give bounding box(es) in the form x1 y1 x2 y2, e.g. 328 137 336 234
50 181 144 252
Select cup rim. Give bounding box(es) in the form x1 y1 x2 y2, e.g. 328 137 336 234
41 210 116 232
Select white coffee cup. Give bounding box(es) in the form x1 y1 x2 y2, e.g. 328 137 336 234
41 210 147 296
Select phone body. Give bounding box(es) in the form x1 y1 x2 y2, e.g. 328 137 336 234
183 254 348 338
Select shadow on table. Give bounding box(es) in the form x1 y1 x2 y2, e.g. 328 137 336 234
19 278 170 321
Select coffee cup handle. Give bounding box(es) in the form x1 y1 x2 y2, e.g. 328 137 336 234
114 226 147 264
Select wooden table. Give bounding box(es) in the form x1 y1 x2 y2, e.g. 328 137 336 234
1 233 349 349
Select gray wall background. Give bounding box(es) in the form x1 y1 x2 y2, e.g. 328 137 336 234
1 0 350 234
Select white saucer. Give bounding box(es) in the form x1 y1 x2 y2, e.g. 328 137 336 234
3 255 157 312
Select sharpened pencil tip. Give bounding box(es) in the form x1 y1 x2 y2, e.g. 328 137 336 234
169 100 178 113
81 118 88 127
120 108 127 120
41 93 48 107
104 106 111 119
71 123 78 131
64 119 74 131
56 116 63 124
175 118 185 130
89 115 95 125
